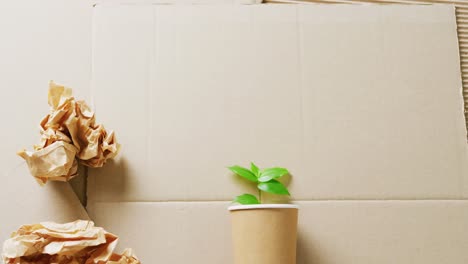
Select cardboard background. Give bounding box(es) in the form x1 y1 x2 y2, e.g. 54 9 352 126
89 4 468 201
1 1 468 263
266 0 468 138
88 4 468 263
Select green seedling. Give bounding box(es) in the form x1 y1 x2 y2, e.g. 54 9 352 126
228 162 290 205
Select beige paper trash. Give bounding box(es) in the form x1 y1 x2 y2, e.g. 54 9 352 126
229 204 299 264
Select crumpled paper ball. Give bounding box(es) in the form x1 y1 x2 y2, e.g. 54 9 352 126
18 81 120 185
2 220 140 264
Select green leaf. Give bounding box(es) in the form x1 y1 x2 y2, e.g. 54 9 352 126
258 167 289 182
233 194 260 205
228 165 257 182
257 179 290 195
251 162 260 177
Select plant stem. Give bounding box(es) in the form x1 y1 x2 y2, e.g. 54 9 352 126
258 189 262 204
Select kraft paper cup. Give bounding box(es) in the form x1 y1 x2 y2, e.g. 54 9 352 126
229 204 299 264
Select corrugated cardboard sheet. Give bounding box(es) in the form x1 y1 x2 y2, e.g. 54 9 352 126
88 4 468 263
269 0 468 138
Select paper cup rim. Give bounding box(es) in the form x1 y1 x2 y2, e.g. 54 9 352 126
228 204 299 211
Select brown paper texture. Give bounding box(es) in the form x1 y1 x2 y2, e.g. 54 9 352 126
18 81 120 185
2 220 140 264
230 208 298 264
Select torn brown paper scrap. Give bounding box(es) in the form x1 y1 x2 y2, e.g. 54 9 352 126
18 81 120 185
17 141 78 186
107 249 141 264
40 82 120 164
48 81 72 110
2 220 140 264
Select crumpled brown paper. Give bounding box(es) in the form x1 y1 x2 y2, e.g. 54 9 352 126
18 81 120 185
2 220 140 264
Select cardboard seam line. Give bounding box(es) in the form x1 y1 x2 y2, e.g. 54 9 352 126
85 2 98 212
90 198 468 203
83 166 88 208
266 0 468 141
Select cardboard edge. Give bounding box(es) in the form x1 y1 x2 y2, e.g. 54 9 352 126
228 204 299 211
